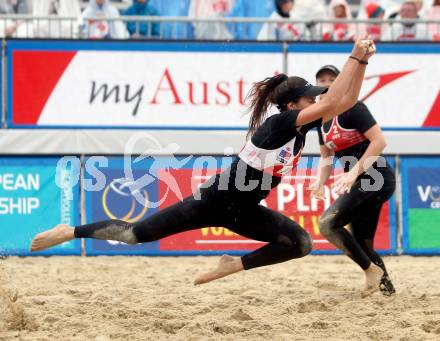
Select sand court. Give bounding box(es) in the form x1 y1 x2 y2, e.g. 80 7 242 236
1 255 440 340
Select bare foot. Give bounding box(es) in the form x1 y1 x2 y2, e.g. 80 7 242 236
361 263 384 298
194 255 244 285
30 224 75 252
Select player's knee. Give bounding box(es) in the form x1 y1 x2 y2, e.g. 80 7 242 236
130 223 161 244
297 233 313 256
318 210 337 238
277 232 312 257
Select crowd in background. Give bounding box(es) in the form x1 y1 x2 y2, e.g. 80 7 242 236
0 0 439 41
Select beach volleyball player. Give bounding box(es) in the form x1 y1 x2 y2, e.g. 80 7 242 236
31 39 382 292
310 64 396 296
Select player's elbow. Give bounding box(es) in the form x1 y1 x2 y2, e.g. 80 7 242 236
321 96 339 112
372 133 387 150
378 138 387 152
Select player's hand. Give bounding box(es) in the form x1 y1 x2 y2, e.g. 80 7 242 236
309 180 326 200
361 39 376 61
351 37 375 60
351 37 369 60
332 170 358 195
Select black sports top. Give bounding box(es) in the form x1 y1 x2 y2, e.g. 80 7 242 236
317 101 388 173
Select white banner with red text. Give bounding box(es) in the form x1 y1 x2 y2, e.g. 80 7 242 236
6 41 440 129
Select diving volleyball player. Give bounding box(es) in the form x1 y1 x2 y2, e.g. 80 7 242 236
30 38 383 293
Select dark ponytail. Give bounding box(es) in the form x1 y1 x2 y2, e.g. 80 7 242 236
246 73 288 138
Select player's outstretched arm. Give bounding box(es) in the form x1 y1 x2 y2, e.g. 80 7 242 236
296 38 374 126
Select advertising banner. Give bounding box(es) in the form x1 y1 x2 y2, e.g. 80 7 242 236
84 155 396 255
288 43 440 129
7 40 440 130
401 157 440 254
0 157 80 255
7 40 282 129
84 155 234 255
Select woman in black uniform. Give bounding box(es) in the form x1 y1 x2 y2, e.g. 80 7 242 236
311 64 396 296
31 39 378 288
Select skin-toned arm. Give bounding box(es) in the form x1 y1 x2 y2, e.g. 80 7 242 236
333 124 387 194
332 61 368 118
350 124 387 177
317 145 335 185
296 39 371 126
310 145 334 199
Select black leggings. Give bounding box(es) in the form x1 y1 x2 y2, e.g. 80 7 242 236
319 168 395 271
74 188 312 270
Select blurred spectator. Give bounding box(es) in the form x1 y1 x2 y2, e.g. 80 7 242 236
258 0 304 40
427 0 440 40
149 0 192 39
290 0 327 40
322 0 355 41
228 0 275 40
407 0 430 17
0 0 32 38
123 0 160 38
388 0 429 17
357 1 428 19
33 0 81 38
362 2 386 40
189 0 235 40
383 1 410 18
0 0 29 15
382 1 429 40
357 0 420 20
80 0 128 39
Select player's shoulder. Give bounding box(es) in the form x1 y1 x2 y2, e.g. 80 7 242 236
263 109 301 132
279 108 301 116
271 109 300 122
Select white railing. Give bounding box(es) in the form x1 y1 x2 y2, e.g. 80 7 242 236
0 15 439 41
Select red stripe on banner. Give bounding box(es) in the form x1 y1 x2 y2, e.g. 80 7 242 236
361 70 415 102
12 51 76 125
422 91 440 127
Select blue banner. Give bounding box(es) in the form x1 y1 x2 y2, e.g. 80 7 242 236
84 155 233 255
0 157 80 255
401 157 440 254
84 156 160 255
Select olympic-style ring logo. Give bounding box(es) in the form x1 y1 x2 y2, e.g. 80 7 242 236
102 178 149 223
